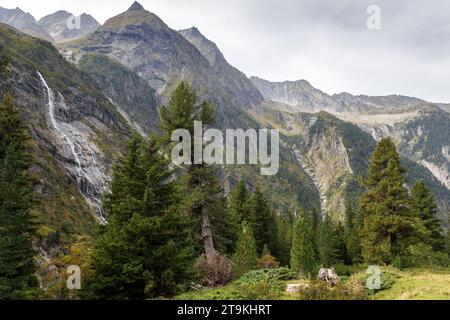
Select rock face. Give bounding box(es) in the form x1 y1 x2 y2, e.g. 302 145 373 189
0 23 130 235
178 27 263 108
38 10 100 43
285 112 375 217
0 7 52 41
251 76 337 113
77 54 159 135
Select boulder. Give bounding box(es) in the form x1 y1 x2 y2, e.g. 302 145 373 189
318 268 340 286
285 283 309 293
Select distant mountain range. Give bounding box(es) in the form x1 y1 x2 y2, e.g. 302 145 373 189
38 10 100 43
0 6 100 43
0 1 449 262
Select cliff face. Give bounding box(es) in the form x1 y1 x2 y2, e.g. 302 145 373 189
77 54 159 136
290 112 374 219
178 27 264 108
0 23 130 239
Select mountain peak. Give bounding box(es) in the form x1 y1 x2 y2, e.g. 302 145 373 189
185 26 201 35
128 1 145 11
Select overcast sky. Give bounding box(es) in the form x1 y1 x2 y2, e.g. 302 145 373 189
2 0 450 102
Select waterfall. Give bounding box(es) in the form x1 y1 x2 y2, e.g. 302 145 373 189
37 71 106 224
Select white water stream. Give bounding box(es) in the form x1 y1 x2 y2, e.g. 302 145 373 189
37 71 106 224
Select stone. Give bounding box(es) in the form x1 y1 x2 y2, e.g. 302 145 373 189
286 283 309 293
318 268 340 286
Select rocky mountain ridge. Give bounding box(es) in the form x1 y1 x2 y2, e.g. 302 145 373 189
0 6 52 41
38 10 100 43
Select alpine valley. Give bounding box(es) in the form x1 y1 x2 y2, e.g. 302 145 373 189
1 1 450 297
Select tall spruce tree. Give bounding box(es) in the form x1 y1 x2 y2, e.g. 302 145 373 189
334 222 347 264
309 208 320 258
290 215 317 276
446 216 450 256
232 222 258 278
317 216 341 267
359 138 426 264
411 180 444 252
160 82 231 279
210 195 235 256
276 213 293 266
317 215 346 267
86 135 195 299
0 96 38 299
344 200 362 264
248 187 277 254
229 180 252 228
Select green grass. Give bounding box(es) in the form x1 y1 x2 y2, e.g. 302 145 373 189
175 267 450 300
372 268 450 300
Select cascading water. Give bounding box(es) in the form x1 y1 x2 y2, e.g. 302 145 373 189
37 71 107 224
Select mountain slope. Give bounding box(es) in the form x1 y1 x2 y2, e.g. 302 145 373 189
38 10 100 43
250 101 450 224
58 3 322 217
77 53 159 135
251 77 450 220
251 105 375 218
0 23 130 242
251 76 428 114
0 6 52 41
60 2 263 127
178 27 263 107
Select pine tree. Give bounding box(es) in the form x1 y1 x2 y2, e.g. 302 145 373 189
229 180 252 228
411 180 444 252
359 138 426 264
309 208 320 259
247 187 277 254
160 82 232 282
290 216 317 276
258 245 280 269
317 215 345 268
344 200 362 264
86 135 195 299
334 222 347 264
0 96 38 299
232 222 258 278
276 213 293 266
210 195 235 256
310 208 320 235
446 216 450 256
